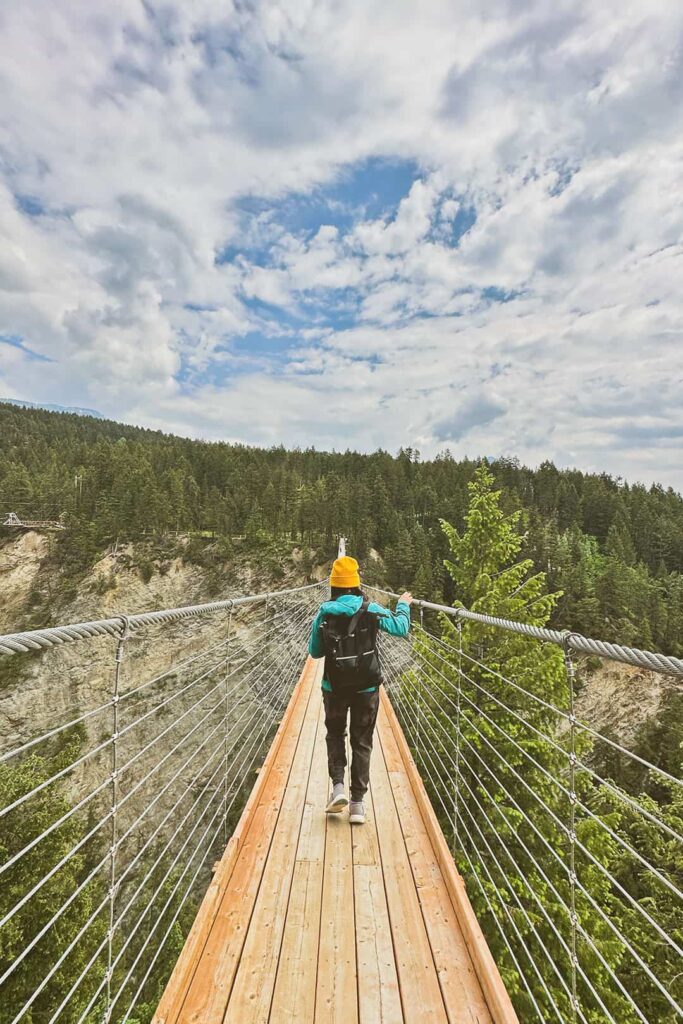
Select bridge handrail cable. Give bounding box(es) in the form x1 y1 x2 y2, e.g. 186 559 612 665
0 579 324 657
368 584 683 677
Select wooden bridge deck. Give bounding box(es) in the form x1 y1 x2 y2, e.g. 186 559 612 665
154 657 517 1024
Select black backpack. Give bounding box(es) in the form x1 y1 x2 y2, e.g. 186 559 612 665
321 598 381 693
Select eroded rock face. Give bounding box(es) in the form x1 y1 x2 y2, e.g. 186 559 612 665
0 536 320 742
575 658 679 747
0 531 49 633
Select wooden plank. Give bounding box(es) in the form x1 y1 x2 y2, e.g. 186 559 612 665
224 673 323 1022
377 704 492 1024
315 728 358 1024
154 658 315 1024
173 660 318 1024
370 720 448 1023
352 780 403 1024
379 689 520 1024
270 695 329 1022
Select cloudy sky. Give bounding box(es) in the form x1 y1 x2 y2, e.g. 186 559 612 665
1 1 682 486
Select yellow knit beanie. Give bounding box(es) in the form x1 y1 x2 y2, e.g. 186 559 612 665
330 555 361 588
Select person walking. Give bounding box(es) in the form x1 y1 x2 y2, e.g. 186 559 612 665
308 554 412 825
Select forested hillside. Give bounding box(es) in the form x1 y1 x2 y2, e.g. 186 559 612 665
1 405 681 1023
2 401 683 654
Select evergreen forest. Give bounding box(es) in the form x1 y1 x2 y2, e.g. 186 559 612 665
2 401 683 655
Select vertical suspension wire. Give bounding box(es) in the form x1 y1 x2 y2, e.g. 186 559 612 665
222 602 234 846
414 605 425 770
563 635 580 1024
105 616 129 1023
452 617 463 851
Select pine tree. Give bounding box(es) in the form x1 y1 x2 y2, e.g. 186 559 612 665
408 465 634 1021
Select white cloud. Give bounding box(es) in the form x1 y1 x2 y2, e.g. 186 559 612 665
0 1 682 486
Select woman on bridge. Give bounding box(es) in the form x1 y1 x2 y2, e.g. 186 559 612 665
308 555 412 825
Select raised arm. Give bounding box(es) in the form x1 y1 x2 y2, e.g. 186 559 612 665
376 592 413 638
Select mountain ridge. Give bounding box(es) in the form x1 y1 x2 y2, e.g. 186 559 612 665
0 397 104 419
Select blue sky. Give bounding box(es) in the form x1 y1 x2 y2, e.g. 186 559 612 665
0 1 682 486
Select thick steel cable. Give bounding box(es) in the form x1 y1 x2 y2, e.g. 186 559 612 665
0 580 326 657
383 638 681 1017
112 602 311 827
365 585 683 677
112 597 312 781
417 623 683 792
0 630 237 767
1 608 290 811
0 592 315 772
115 596 313 755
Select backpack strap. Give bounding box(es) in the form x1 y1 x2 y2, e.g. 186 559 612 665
346 596 370 636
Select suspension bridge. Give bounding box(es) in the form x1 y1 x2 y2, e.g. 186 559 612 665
1 510 65 531
0 561 681 1023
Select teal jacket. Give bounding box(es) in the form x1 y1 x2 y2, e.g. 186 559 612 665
308 594 411 692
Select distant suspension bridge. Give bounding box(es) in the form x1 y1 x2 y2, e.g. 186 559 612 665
1 510 65 531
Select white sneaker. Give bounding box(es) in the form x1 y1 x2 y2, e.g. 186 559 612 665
349 800 366 825
326 783 348 813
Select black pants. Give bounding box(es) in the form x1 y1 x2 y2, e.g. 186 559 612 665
323 689 380 802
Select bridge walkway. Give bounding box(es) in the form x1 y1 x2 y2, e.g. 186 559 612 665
154 656 514 1024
